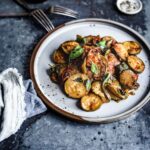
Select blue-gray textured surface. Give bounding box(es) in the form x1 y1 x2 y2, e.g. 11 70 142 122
0 0 150 150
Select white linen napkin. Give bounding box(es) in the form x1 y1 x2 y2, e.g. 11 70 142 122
0 68 47 142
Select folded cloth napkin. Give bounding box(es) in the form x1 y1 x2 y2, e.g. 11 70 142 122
0 68 47 142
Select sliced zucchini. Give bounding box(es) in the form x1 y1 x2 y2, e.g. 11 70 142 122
127 55 145 73
52 64 66 76
119 69 139 89
49 64 66 82
113 43 128 61
60 65 79 82
84 35 101 46
53 49 66 64
101 36 116 48
64 73 89 98
106 78 127 99
81 93 103 111
76 35 86 43
61 41 79 54
107 91 122 101
123 41 141 55
50 64 79 82
91 81 109 103
81 58 87 74
102 73 112 101
116 62 129 73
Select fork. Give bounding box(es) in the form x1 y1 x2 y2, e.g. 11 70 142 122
48 5 78 18
14 0 54 32
31 9 54 32
0 5 78 19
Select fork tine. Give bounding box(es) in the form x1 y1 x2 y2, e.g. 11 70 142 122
53 8 78 16
38 9 54 29
54 5 78 14
52 10 78 18
32 13 50 32
32 11 51 31
31 9 54 32
53 6 78 18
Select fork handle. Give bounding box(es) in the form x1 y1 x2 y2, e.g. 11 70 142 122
14 0 33 12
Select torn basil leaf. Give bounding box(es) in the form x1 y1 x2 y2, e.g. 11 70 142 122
97 40 106 49
85 79 91 91
91 62 99 74
69 45 84 60
76 35 86 44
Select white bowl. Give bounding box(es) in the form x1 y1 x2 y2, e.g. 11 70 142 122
116 0 143 15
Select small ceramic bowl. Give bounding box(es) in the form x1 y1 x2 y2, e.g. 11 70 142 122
116 0 143 15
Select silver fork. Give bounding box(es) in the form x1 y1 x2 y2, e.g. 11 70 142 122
0 5 78 18
14 0 55 32
48 5 78 18
31 9 54 32
0 5 78 19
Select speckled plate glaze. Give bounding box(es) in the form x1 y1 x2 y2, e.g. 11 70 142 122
30 18 150 123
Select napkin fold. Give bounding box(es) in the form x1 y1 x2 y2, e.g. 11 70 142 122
0 68 47 142
24 79 47 118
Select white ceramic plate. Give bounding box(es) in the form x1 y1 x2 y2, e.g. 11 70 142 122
30 18 150 123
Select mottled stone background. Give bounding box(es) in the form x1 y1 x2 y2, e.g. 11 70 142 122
0 0 150 150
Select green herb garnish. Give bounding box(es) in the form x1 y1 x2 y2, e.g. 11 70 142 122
91 62 99 74
76 35 86 44
96 40 106 49
69 45 84 60
102 73 111 83
85 79 91 91
76 35 83 42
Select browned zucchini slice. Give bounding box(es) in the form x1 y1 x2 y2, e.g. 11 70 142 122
101 36 117 48
60 65 79 82
102 73 112 101
113 43 128 60
127 55 145 73
64 73 89 98
119 69 139 89
116 62 129 73
123 41 141 55
106 78 127 99
81 58 87 74
81 93 103 111
107 91 122 101
53 49 66 64
84 35 101 45
61 41 79 54
91 81 109 103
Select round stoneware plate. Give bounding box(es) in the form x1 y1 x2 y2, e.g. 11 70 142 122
30 18 150 123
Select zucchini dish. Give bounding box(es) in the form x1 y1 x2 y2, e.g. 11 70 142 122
49 35 145 111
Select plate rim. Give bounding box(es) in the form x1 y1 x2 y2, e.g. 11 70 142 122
30 18 150 123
